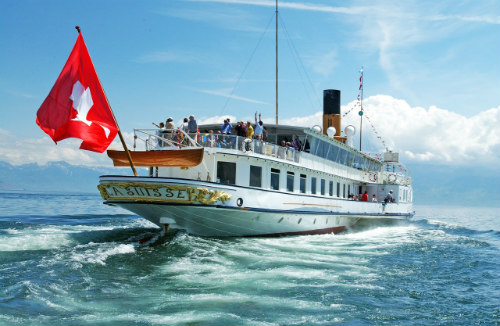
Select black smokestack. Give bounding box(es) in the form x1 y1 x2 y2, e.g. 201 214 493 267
323 89 341 114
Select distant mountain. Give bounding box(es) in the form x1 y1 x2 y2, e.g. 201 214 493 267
0 161 498 207
0 161 132 194
409 163 500 207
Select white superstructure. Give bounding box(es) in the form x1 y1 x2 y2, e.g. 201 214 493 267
98 90 414 237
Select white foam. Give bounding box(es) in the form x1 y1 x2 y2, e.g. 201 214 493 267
70 243 135 265
0 228 73 251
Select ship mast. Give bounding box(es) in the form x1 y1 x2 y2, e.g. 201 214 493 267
275 0 279 126
359 67 364 151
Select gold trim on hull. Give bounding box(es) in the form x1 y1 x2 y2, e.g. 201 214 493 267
98 182 231 205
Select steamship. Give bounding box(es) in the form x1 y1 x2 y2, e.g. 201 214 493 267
98 89 414 236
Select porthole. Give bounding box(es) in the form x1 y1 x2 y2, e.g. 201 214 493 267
236 198 243 207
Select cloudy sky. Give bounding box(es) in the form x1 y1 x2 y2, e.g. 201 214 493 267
1 0 499 168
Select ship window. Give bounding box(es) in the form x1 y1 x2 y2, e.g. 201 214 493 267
300 174 306 193
328 144 339 162
326 144 333 161
336 182 340 197
348 184 351 196
329 181 333 196
347 152 355 167
310 138 320 156
321 179 325 195
338 148 347 165
343 184 346 198
318 141 327 158
217 161 236 185
311 177 317 195
250 165 262 187
286 171 294 192
270 168 280 190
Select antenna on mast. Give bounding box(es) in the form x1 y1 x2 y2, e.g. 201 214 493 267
359 66 364 151
275 0 279 127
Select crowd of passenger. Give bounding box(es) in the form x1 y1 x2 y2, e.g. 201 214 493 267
151 113 307 153
347 190 395 204
348 191 378 202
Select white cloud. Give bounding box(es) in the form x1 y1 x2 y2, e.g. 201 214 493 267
196 88 269 105
197 115 237 125
188 0 500 24
284 95 500 166
0 130 138 167
2 95 498 167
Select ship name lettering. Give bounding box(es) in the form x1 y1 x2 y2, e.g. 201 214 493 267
112 187 124 196
176 190 186 199
125 187 135 196
152 188 161 197
165 188 174 198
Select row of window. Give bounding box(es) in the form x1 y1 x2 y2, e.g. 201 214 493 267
308 137 382 172
217 161 358 198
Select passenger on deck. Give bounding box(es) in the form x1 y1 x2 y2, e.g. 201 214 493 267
291 135 302 151
262 126 268 141
165 117 175 130
152 121 164 129
221 119 232 134
188 115 198 133
235 121 246 136
181 118 189 132
216 130 224 147
384 190 394 203
246 121 254 139
206 130 216 147
372 194 378 202
361 191 369 202
152 122 165 148
254 113 263 139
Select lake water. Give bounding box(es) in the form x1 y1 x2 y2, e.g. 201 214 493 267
1 192 499 325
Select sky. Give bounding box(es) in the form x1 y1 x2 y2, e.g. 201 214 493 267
0 0 499 169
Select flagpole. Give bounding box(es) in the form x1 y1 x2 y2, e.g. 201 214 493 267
75 26 138 177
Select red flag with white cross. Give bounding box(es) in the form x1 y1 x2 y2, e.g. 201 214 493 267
36 30 118 153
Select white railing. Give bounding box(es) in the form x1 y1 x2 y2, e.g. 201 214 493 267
191 133 301 163
133 129 200 151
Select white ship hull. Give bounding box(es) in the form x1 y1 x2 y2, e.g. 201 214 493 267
98 176 413 237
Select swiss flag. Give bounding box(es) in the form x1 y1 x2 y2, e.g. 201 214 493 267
36 32 118 153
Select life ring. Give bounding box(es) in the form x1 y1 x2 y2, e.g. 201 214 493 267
370 173 378 182
175 130 183 147
388 174 397 183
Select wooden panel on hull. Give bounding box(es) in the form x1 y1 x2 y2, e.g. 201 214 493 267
107 148 204 167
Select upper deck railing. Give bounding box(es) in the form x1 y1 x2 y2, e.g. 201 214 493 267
132 128 412 185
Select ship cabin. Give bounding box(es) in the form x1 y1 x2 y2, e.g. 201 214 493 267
123 89 412 205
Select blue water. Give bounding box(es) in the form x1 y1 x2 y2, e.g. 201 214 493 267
1 192 499 326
